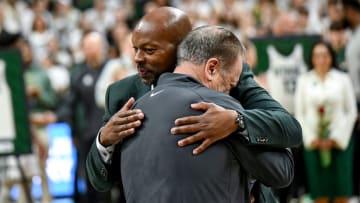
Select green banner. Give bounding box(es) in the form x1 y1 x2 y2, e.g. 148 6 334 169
0 49 31 155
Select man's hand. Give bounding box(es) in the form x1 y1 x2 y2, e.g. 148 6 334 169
171 102 238 155
100 97 144 147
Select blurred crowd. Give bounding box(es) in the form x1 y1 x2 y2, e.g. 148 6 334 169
0 0 359 203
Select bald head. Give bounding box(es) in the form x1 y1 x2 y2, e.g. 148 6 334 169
82 32 107 68
131 7 192 84
134 7 192 45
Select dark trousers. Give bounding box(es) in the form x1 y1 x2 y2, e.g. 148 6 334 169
74 138 110 203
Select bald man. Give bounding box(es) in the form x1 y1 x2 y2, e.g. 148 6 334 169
66 31 110 203
87 6 301 203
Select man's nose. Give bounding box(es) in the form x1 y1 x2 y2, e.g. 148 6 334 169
134 50 145 63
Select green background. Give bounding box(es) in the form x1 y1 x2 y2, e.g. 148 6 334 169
251 34 322 75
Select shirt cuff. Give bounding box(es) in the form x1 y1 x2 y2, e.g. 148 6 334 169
96 127 115 164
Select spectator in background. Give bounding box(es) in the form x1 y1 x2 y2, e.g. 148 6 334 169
296 6 310 34
52 0 81 48
28 0 53 35
325 21 348 71
27 14 55 63
342 0 360 197
271 11 299 36
40 54 70 95
295 40 357 203
95 24 136 108
252 0 279 36
22 38 56 203
325 0 344 29
63 31 110 203
83 0 115 34
106 22 130 59
0 6 20 47
0 0 27 35
46 36 73 69
67 13 92 65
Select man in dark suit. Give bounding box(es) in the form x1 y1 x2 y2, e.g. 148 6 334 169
118 25 293 203
87 6 302 202
67 32 110 203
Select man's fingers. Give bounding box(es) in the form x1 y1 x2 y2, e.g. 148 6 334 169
116 108 143 117
113 112 144 125
106 128 136 145
190 102 214 111
121 97 135 111
192 139 212 155
116 128 136 139
171 123 200 134
174 115 202 126
113 120 142 132
177 132 204 147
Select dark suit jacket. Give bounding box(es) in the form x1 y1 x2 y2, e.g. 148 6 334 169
119 73 294 202
86 63 301 201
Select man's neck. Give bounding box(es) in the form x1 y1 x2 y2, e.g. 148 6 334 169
174 62 204 82
86 58 103 69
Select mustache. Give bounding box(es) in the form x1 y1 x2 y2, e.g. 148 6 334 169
137 64 153 73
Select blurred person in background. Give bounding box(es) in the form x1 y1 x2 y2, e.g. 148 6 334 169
0 0 28 35
173 0 217 27
28 0 53 35
106 22 131 59
252 0 280 36
0 5 20 47
83 0 115 34
296 6 310 34
271 10 299 36
27 14 55 63
325 0 345 30
95 31 136 108
46 36 73 69
0 38 56 203
342 0 360 198
22 38 56 203
62 31 110 203
66 13 92 65
52 0 81 49
295 40 357 203
325 21 348 71
40 53 70 97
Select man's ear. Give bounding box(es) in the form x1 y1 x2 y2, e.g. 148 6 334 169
204 58 220 81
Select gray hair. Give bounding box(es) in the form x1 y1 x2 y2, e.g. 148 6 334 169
177 25 245 70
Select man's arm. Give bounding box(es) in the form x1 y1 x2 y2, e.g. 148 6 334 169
171 63 302 154
86 81 144 192
186 99 294 188
86 140 119 192
231 63 302 147
225 136 294 188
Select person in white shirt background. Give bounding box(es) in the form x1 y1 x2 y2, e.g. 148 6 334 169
294 40 357 203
